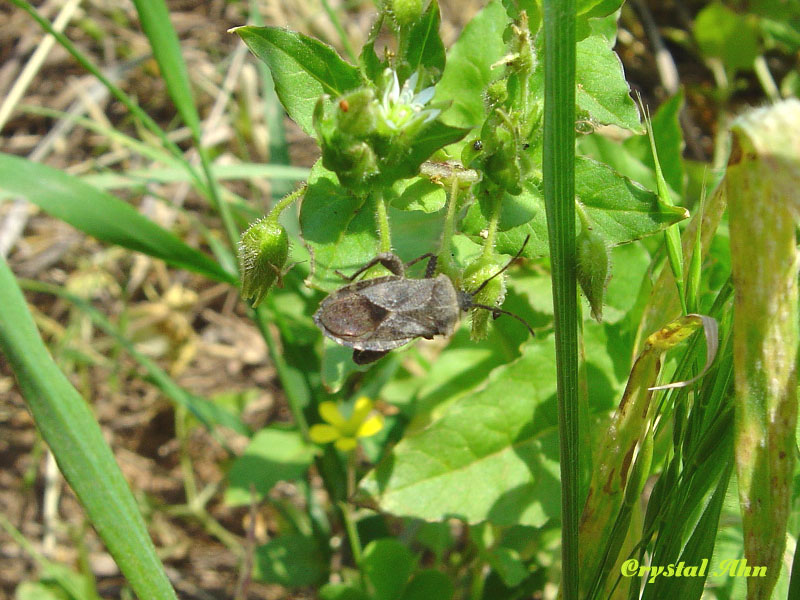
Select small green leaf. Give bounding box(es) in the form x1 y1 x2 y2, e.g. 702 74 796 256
404 0 445 75
384 120 470 182
320 583 370 600
391 177 446 213
300 162 444 291
0 153 234 284
576 35 643 132
234 26 362 136
15 582 69 600
361 539 415 600
694 3 759 73
225 428 317 506
321 339 364 393
254 534 327 587
400 570 454 600
487 547 529 587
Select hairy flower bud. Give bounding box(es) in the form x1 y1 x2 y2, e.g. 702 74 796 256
576 224 611 322
389 0 424 27
238 217 289 307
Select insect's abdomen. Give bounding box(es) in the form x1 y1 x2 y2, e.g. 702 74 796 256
316 293 389 337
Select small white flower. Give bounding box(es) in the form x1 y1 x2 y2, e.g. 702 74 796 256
378 70 440 132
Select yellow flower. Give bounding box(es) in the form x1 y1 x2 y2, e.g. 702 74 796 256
309 397 384 451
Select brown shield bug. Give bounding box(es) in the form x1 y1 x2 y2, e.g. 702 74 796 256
313 237 534 364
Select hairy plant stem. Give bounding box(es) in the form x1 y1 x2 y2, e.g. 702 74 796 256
374 191 393 252
437 176 462 279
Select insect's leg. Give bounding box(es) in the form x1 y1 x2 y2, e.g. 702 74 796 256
335 253 406 281
403 253 437 278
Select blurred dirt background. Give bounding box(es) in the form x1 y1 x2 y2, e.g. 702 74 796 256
0 0 788 598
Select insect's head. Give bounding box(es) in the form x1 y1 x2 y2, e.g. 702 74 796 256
457 235 535 337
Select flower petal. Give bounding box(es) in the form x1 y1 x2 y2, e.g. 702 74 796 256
309 424 341 444
335 437 358 452
413 86 435 106
357 415 384 438
348 396 374 427
319 401 346 427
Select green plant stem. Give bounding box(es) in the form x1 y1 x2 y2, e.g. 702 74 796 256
374 191 393 252
437 176 461 279
269 184 306 219
165 502 244 557
543 1 579 598
251 305 310 438
480 190 501 261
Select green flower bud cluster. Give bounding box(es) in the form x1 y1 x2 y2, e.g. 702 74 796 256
313 70 442 192
460 13 541 196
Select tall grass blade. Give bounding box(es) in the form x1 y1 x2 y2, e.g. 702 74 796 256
0 153 235 284
0 257 177 600
542 1 578 596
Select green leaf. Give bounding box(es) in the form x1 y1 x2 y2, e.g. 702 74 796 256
254 534 327 587
0 154 234 284
576 35 643 132
321 339 365 393
694 3 759 73
320 583 370 600
433 0 507 128
0 258 176 599
361 539 415 600
234 25 362 136
486 547 529 587
225 428 317 506
299 162 378 290
300 162 444 291
360 16 388 83
462 156 688 258
404 0 445 75
358 338 562 526
577 0 624 17
359 324 622 526
601 242 651 324
385 120 469 180
15 582 69 600
391 177 446 213
400 570 454 600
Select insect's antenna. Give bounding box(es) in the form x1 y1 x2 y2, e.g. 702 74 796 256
471 303 536 338
469 234 531 298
